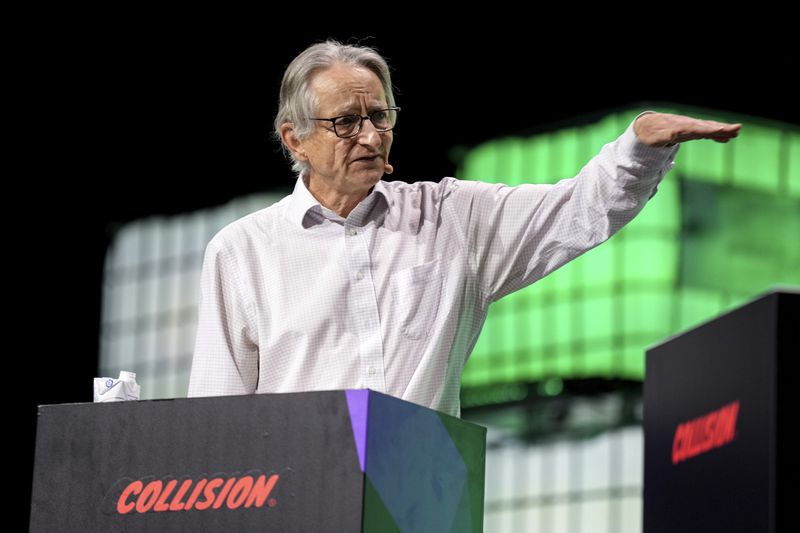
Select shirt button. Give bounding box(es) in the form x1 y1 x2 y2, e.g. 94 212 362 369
350 229 358 236
368 367 376 376
356 271 364 280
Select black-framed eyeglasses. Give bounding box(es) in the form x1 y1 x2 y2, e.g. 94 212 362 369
310 107 400 138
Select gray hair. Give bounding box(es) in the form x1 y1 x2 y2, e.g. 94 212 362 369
273 40 396 177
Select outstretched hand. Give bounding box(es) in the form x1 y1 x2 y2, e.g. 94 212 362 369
634 112 742 148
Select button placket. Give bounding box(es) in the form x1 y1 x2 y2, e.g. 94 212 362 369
344 223 386 391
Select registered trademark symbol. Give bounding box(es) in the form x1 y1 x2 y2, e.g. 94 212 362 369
268 498 277 507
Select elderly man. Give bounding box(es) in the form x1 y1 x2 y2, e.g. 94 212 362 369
187 40 741 417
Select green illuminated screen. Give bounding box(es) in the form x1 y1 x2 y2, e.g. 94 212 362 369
458 107 800 390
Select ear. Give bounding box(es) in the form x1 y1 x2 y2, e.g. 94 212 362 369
279 123 307 161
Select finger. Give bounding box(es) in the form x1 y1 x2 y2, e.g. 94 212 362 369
678 131 739 144
688 120 742 141
708 129 741 142
711 130 739 139
705 121 742 132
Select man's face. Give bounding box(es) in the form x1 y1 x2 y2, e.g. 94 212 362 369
299 64 393 195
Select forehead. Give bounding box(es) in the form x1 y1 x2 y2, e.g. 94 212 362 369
310 64 386 114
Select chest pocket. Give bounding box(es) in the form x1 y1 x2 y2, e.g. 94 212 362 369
391 259 445 340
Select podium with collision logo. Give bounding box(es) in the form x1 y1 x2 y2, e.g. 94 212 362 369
644 289 798 533
30 389 487 532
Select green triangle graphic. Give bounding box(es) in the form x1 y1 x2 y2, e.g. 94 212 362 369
437 413 485 532
362 474 401 533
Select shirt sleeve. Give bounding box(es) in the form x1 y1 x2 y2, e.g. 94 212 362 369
445 110 680 303
187 236 260 397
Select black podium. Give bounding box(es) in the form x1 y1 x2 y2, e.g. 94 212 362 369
644 289 798 533
30 389 486 532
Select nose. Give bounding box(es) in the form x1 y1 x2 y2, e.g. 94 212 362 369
357 117 383 149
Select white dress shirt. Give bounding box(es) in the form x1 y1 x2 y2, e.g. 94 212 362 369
188 111 679 417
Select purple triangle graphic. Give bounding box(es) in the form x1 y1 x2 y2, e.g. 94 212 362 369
345 389 369 472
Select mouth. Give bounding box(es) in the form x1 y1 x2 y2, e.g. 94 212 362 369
352 155 381 163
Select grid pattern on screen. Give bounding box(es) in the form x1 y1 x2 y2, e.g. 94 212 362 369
478 418 645 533
459 106 800 388
99 191 289 399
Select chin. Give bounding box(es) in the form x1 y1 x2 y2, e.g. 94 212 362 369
354 168 383 182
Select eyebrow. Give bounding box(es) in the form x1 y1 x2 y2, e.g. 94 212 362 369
332 103 387 116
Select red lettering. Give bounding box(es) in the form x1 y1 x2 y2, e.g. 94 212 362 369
687 417 704 458
717 401 739 446
117 480 143 515
213 478 237 509
169 479 193 511
108 469 281 514
672 400 740 465
245 474 280 508
672 423 683 464
227 476 254 509
701 412 718 454
185 478 207 511
195 478 223 511
136 481 162 513
154 479 177 512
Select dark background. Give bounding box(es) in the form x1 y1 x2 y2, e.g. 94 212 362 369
20 24 797 522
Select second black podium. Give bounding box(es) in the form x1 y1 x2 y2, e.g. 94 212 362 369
644 289 798 533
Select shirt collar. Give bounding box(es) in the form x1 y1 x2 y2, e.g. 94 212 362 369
285 171 390 229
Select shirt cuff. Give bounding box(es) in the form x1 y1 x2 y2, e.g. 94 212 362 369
622 111 681 200
621 110 680 170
